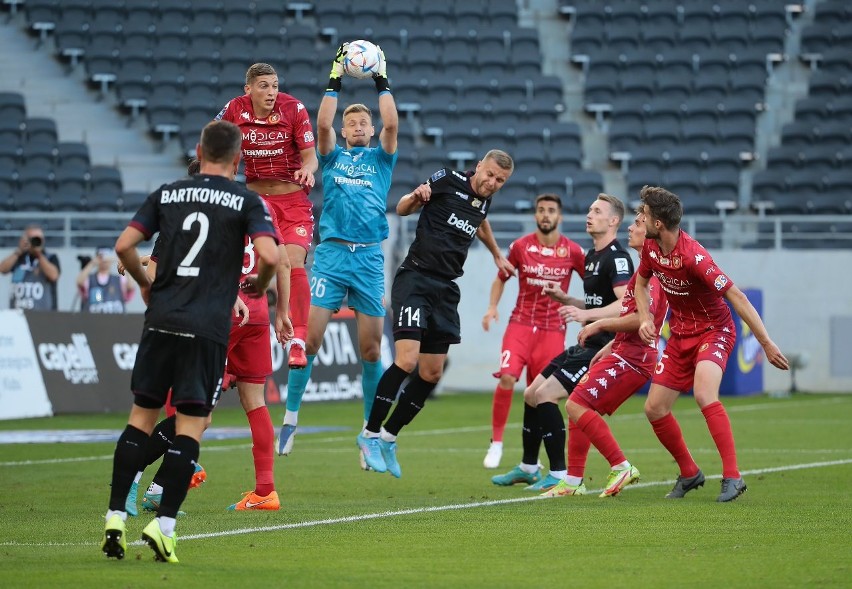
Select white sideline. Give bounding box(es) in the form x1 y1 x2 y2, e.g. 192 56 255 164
0 458 849 548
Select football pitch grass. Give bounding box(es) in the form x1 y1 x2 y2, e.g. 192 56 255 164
1 393 850 588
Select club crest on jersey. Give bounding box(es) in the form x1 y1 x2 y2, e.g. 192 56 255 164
672 256 682 268
471 198 482 208
296 226 308 237
556 246 568 257
269 113 280 124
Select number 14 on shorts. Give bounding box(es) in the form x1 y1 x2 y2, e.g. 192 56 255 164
398 306 422 328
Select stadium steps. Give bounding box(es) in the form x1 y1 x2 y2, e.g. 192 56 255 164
525 0 623 197
0 13 185 193
744 5 817 207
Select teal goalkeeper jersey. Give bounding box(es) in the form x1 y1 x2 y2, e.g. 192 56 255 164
318 144 397 243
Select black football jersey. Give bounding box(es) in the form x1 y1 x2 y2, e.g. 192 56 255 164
129 174 277 345
402 168 491 280
581 238 635 348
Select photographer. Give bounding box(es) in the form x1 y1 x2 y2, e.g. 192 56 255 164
0 224 61 310
77 246 135 313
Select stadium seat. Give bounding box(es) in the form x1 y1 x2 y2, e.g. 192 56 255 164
17 159 53 194
569 170 605 201
21 141 57 167
119 190 147 212
49 184 87 212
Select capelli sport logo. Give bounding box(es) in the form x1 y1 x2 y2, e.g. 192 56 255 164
38 333 99 384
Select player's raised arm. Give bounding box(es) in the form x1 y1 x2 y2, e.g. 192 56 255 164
374 45 398 156
317 43 347 156
397 183 431 216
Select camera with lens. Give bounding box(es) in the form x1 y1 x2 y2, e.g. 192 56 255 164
28 235 43 248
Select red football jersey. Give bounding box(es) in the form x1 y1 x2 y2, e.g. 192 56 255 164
611 273 668 377
501 233 585 332
638 230 733 337
216 92 315 187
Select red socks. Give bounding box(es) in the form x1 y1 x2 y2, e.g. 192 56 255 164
246 406 275 497
701 401 740 478
491 385 514 442
650 413 700 478
576 411 626 467
289 267 309 342
566 420 591 478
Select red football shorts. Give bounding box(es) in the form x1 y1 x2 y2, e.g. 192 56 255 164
652 326 736 393
570 353 649 416
261 189 314 251
225 323 272 385
493 322 566 386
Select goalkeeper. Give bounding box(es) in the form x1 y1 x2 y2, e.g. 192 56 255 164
277 42 398 463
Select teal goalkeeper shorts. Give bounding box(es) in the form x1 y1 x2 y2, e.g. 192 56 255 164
310 240 385 317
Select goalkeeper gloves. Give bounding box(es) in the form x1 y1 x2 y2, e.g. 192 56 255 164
373 44 391 94
326 42 348 93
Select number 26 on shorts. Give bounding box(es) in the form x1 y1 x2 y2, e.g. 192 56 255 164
310 276 327 298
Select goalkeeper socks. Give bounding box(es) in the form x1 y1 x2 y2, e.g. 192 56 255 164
361 359 382 421
156 435 199 519
285 353 315 413
650 413 700 478
365 363 409 433
521 402 542 466
491 385 514 443
701 401 740 478
246 406 276 496
108 425 149 512
289 267 309 343
538 402 567 472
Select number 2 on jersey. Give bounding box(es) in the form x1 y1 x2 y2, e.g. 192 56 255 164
177 212 210 277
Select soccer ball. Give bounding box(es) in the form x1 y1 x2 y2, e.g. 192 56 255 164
343 40 383 79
